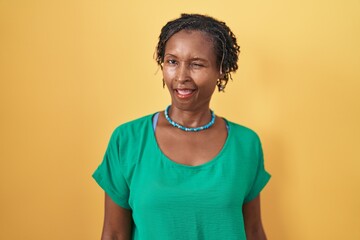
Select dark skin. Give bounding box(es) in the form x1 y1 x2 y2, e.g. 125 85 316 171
101 194 132 240
100 30 267 240
156 112 228 166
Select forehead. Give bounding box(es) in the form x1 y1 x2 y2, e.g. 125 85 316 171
164 30 216 59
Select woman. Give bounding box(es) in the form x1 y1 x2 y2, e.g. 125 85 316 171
93 14 271 240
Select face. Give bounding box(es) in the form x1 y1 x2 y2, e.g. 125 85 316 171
162 30 221 111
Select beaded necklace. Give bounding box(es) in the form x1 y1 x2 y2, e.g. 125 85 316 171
164 105 215 132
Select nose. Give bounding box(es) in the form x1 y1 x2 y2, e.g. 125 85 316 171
175 63 190 83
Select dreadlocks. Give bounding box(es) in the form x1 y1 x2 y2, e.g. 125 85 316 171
155 13 240 91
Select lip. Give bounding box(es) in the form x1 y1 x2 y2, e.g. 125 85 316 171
174 88 196 99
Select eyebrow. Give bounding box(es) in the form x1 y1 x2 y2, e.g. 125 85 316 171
191 57 208 62
164 54 208 62
164 53 177 58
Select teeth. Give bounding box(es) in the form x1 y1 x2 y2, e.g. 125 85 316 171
177 89 193 95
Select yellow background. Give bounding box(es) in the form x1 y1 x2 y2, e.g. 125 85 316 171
1 0 359 239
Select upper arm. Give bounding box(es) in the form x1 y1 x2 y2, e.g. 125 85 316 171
242 195 267 240
101 193 132 240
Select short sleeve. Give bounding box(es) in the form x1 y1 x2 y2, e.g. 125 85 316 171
244 139 271 203
92 128 131 209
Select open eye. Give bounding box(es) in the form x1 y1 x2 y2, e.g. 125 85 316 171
166 59 177 65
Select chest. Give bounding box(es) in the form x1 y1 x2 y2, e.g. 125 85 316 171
128 161 248 239
155 127 227 166
130 162 246 212
126 142 258 212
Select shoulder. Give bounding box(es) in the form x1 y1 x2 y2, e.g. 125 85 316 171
119 113 154 129
226 119 261 142
107 114 155 165
106 114 155 148
225 120 264 163
112 114 154 136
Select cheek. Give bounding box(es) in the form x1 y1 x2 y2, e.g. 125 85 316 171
162 69 174 90
199 72 218 87
162 67 175 81
201 74 219 94
206 82 218 94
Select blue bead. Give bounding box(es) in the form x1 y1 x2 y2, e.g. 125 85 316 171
164 105 215 132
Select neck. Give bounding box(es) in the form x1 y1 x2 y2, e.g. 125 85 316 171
167 105 213 128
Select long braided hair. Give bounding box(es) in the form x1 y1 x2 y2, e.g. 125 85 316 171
155 14 240 91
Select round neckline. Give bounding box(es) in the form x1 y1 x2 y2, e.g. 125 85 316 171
149 112 232 170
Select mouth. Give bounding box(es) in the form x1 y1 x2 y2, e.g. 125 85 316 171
175 88 196 99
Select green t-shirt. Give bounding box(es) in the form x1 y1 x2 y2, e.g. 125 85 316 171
93 114 271 240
